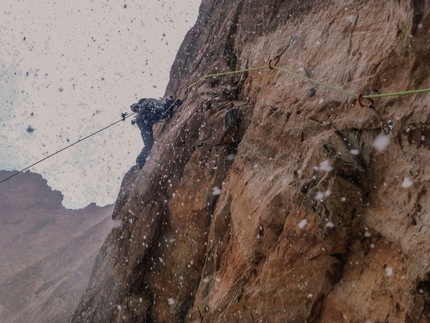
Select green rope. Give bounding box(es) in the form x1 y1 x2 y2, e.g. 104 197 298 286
363 88 430 99
185 62 430 102
272 66 358 98
186 64 359 98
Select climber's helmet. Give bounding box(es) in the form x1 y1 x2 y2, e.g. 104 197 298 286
131 103 141 113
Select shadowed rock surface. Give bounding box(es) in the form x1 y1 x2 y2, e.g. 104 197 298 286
0 171 113 323
73 1 430 322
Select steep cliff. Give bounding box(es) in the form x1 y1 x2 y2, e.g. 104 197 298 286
72 0 430 322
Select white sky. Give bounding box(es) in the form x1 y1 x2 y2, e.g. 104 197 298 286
0 0 201 209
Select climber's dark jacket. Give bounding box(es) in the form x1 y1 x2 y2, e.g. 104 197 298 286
131 97 182 169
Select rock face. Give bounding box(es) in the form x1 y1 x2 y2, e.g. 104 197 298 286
72 0 430 322
0 171 113 323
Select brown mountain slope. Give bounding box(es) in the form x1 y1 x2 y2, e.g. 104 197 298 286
73 0 430 322
0 171 113 322
0 171 113 282
0 217 111 323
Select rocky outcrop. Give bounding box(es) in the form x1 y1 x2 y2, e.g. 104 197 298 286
72 0 430 322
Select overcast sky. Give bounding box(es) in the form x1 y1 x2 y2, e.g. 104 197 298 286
0 0 201 209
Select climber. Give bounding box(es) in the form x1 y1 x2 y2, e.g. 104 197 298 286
131 96 182 169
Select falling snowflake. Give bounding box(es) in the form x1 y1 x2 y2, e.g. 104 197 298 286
26 125 35 133
167 298 175 305
319 160 333 172
315 190 331 201
372 134 390 152
212 187 221 195
315 191 324 201
298 219 308 229
401 177 413 188
325 222 335 228
350 149 359 155
385 267 393 277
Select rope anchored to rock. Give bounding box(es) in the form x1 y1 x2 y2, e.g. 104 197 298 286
3 34 430 184
181 34 430 135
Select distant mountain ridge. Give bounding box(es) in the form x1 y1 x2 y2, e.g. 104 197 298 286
0 170 113 323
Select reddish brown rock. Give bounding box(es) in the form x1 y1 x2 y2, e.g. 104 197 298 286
73 0 430 322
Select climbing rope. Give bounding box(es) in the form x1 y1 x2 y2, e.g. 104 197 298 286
0 112 135 185
161 66 270 118
184 62 430 101
362 88 430 99
3 43 430 185
272 65 358 98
